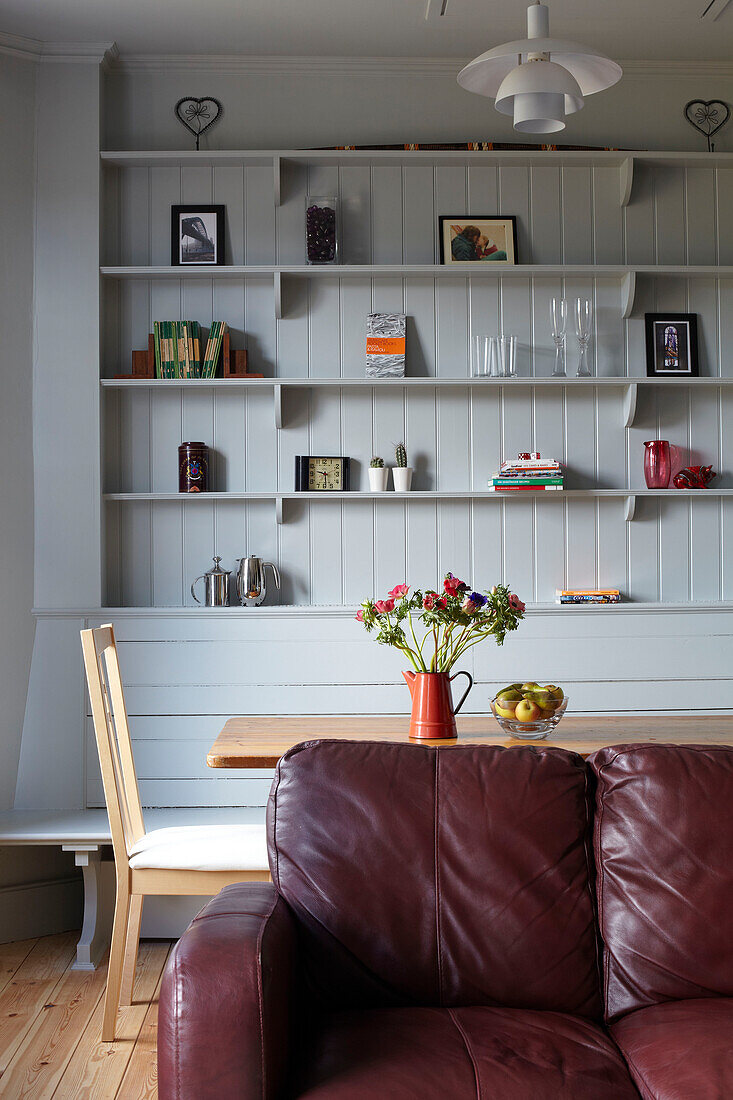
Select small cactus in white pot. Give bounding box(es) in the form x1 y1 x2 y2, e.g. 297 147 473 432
392 442 413 492
368 455 390 492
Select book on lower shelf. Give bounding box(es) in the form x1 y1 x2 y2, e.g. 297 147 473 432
556 588 621 604
487 484 563 491
489 456 563 491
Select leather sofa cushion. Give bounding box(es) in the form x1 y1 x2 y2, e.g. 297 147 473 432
589 745 733 1021
297 1005 641 1099
611 998 733 1100
268 741 601 1016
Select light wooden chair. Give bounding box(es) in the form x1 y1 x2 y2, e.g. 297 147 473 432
80 624 270 1042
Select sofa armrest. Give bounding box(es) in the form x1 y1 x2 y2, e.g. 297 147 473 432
158 883 296 1100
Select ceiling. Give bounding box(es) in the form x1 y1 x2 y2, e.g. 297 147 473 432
0 0 731 62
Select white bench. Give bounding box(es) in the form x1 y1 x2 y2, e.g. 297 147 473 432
0 806 266 968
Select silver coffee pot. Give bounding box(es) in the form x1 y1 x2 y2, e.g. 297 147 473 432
236 556 281 606
191 556 232 606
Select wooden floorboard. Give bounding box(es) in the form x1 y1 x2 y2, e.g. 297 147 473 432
0 933 78 1077
114 962 166 1100
0 940 37 998
0 934 171 1100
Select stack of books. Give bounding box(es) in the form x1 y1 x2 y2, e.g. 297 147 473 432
153 321 228 379
488 456 563 492
556 589 621 604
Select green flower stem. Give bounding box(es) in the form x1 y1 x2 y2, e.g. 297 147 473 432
406 610 428 672
445 621 472 667
381 610 422 671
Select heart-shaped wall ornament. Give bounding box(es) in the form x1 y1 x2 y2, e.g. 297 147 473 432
684 99 730 151
175 97 223 150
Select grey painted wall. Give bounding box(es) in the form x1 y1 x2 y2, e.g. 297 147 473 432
0 51 84 944
0 52 36 811
104 64 733 153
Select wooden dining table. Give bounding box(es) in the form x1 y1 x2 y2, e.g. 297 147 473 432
207 714 733 769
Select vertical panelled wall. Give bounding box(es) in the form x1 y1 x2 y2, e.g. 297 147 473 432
103 160 733 605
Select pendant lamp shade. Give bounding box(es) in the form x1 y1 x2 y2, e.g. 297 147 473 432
457 2 621 133
495 59 583 133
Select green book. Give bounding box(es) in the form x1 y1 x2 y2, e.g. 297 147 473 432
191 321 201 377
203 321 228 379
153 321 162 378
490 476 564 486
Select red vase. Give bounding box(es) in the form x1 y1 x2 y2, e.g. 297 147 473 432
643 440 671 489
402 670 473 740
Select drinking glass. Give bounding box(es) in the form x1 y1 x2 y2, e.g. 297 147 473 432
575 298 593 377
498 334 518 378
488 337 501 377
550 297 567 377
471 335 491 377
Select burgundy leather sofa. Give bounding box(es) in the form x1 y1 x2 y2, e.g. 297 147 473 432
158 742 733 1099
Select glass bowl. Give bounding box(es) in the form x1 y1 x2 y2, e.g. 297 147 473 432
489 694 569 741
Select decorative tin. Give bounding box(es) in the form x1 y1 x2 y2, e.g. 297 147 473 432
178 441 209 493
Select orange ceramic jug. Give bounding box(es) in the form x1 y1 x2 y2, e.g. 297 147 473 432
402 670 474 740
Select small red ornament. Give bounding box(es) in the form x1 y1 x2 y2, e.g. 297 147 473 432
673 464 716 489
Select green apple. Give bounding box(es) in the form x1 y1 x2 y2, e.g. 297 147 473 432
515 698 542 723
495 689 521 718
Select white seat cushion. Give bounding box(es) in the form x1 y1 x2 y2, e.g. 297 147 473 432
128 823 268 872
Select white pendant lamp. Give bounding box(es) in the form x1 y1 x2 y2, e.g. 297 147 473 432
457 2 622 134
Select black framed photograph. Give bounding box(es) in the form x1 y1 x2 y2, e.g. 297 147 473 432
439 215 518 265
171 205 225 266
645 313 699 377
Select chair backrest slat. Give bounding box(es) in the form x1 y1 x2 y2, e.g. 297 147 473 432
81 625 145 860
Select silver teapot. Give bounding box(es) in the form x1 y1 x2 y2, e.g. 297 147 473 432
236 556 281 606
191 556 232 607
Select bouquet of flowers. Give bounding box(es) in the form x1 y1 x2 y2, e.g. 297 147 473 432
356 573 525 672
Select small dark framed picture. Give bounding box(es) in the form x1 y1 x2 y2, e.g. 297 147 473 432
645 313 699 377
171 205 225 266
439 216 518 265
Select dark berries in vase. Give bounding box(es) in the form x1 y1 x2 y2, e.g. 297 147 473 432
306 198 337 264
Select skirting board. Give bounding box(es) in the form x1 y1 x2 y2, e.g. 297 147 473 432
0 873 83 943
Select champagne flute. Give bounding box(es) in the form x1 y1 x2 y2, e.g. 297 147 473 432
575 297 593 377
550 297 567 377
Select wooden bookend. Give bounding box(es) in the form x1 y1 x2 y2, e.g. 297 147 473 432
115 335 156 379
226 349 260 378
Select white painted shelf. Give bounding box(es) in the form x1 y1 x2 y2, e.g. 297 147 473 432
97 264 729 321
99 263 733 279
101 149 635 169
102 488 733 526
57 601 733 617
100 375 733 431
100 148 733 210
100 376 733 388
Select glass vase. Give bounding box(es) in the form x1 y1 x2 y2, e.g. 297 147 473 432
643 440 671 488
305 196 339 264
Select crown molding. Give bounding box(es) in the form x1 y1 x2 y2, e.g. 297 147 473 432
0 42 729 78
621 59 733 77
0 32 117 65
0 31 42 61
112 54 463 76
108 53 733 79
41 41 118 66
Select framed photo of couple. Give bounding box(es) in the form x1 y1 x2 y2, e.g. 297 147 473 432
439 216 518 266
